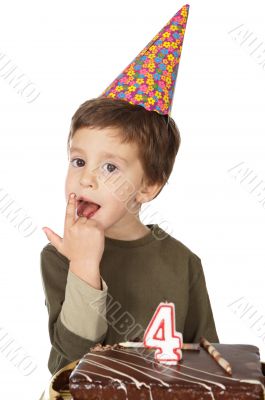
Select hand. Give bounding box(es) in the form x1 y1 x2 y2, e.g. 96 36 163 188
42 193 105 268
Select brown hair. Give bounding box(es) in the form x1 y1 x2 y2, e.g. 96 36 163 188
67 97 181 200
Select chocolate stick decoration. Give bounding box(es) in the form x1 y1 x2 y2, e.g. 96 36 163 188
200 337 232 375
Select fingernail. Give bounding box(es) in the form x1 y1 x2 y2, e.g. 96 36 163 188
70 193 76 199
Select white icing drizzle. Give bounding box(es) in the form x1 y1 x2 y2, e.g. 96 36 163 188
72 347 264 400
174 363 240 381
171 361 265 393
82 351 216 399
113 348 224 389
78 359 150 390
114 350 225 390
74 369 128 396
87 353 170 388
113 347 265 396
77 358 155 400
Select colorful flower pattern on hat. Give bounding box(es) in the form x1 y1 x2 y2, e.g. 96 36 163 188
101 4 190 115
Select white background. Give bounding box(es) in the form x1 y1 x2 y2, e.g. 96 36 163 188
0 0 264 398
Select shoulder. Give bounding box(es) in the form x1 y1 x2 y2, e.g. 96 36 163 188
154 225 201 263
152 225 204 284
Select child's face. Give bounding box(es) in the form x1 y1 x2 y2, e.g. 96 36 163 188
65 126 147 233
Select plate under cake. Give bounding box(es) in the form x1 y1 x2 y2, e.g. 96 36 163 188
68 343 265 399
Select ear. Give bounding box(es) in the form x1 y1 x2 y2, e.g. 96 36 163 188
135 178 164 204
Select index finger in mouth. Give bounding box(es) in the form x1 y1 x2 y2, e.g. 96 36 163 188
65 193 77 229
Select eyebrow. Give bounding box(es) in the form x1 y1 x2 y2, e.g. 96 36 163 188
69 146 128 164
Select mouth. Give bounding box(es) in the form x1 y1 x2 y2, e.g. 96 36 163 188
76 196 101 219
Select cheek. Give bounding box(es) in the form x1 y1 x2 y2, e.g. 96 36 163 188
101 179 132 207
105 186 137 215
103 172 139 202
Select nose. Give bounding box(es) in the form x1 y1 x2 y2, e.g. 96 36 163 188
79 166 99 189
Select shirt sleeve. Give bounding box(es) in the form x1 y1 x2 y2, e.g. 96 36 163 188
60 269 108 340
183 253 219 343
40 243 108 362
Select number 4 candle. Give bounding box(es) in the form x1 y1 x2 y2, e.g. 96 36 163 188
143 302 183 365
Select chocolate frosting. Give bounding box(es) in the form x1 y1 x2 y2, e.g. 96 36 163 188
69 343 265 399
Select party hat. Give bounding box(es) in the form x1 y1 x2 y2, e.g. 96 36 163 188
101 4 190 116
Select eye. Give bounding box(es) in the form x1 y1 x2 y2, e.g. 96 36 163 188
70 159 119 174
70 158 85 167
102 162 118 174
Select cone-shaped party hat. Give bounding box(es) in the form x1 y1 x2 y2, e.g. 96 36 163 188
101 4 190 115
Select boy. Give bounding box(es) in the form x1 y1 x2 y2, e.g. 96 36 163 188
40 4 219 376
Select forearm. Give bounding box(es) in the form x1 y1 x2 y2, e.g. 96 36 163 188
47 278 108 361
60 269 108 340
50 312 107 363
69 260 102 290
40 245 108 364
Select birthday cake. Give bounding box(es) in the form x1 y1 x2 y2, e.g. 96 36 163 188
68 342 265 400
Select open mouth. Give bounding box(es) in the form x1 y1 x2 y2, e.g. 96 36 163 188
77 200 101 218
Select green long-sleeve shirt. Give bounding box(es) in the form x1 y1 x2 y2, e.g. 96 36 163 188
40 223 219 375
